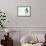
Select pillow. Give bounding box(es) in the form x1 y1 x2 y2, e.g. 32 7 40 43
20 35 37 43
20 35 31 43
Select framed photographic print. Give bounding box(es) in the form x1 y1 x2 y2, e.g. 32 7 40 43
17 6 31 17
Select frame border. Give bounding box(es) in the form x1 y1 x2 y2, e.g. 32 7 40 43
17 6 31 17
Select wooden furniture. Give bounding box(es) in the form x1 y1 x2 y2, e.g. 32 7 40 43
1 33 13 46
41 34 46 46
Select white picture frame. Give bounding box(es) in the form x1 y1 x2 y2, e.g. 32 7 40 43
17 6 31 17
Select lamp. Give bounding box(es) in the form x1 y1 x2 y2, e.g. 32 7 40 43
5 29 9 33
5 29 10 37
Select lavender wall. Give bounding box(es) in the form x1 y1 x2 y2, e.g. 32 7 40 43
0 0 46 46
0 0 46 27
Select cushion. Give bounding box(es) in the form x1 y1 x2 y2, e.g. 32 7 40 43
20 35 37 43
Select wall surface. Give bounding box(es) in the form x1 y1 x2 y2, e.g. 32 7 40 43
0 0 46 46
0 0 46 27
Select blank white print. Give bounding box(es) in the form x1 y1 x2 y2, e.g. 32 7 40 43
17 7 31 16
